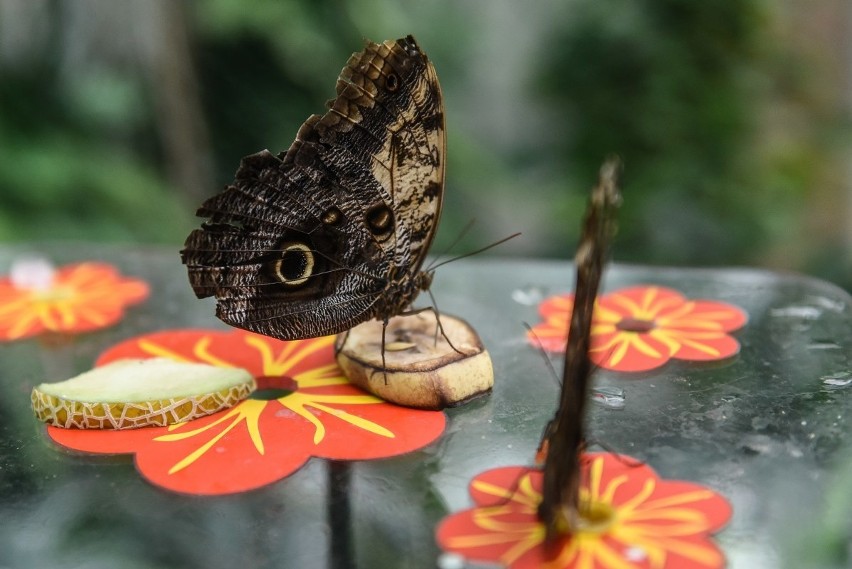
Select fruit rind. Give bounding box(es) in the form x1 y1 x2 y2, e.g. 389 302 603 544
31 358 256 429
335 312 493 410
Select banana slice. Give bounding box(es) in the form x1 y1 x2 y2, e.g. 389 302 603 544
31 358 256 429
335 312 493 410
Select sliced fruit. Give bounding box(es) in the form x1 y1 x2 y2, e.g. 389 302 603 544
31 358 256 429
335 312 493 410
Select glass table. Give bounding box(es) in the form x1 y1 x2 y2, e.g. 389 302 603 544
1 243 850 569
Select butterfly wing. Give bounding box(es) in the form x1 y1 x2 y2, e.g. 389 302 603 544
181 36 445 340
538 158 622 540
310 35 446 270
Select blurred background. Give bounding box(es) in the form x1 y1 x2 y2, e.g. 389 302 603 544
0 0 850 290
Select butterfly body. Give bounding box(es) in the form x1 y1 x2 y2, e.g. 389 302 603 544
181 36 445 340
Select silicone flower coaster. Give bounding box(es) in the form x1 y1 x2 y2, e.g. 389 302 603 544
47 329 446 495
0 260 149 341
437 453 732 569
527 285 747 372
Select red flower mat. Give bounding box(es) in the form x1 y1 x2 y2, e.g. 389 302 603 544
48 329 446 495
527 286 747 372
437 453 732 569
0 260 149 341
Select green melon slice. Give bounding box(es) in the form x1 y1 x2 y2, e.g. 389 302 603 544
31 358 256 429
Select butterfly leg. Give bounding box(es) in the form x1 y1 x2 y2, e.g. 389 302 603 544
402 291 464 356
337 328 352 351
427 288 464 355
398 306 463 357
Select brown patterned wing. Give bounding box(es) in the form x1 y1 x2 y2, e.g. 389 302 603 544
538 158 622 541
287 35 446 271
181 36 445 340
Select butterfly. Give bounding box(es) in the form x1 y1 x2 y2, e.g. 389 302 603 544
181 35 445 341
537 158 622 541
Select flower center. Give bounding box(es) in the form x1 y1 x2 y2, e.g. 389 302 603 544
575 500 617 534
32 287 75 303
251 376 298 400
616 317 656 333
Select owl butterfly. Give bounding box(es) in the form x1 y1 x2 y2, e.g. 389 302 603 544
181 36 445 341
537 158 622 542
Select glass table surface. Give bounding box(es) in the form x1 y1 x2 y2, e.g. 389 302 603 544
0 243 850 569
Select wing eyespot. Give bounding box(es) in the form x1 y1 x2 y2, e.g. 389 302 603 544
366 203 394 238
321 206 344 226
385 73 400 92
273 243 315 288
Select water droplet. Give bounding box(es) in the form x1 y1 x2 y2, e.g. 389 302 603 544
821 374 852 390
770 306 822 319
592 386 625 409
751 416 771 430
800 420 808 427
437 552 466 569
808 342 841 350
705 407 727 421
511 286 545 305
808 295 845 312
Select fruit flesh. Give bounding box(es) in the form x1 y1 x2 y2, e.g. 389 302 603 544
31 358 256 429
335 312 493 410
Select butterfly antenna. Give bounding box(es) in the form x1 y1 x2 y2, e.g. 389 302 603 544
523 323 562 389
524 322 563 464
531 325 615 394
427 232 522 272
527 324 622 461
583 437 645 468
424 219 477 271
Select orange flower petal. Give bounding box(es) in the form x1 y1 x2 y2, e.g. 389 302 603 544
590 330 674 372
47 328 446 495
598 286 687 321
670 333 741 362
0 261 149 341
660 300 748 333
437 454 732 569
538 295 575 319
526 286 747 373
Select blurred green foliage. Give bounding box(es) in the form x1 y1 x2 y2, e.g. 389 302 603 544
0 55 189 243
541 1 770 263
0 0 849 288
